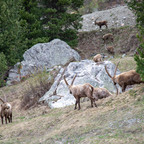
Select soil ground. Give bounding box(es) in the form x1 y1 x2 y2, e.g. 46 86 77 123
77 27 139 59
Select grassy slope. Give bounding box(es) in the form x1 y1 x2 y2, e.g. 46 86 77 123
0 56 144 144
77 27 139 59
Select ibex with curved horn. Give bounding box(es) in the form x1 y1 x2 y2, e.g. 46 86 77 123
64 74 97 110
0 91 12 124
105 62 144 95
94 17 108 29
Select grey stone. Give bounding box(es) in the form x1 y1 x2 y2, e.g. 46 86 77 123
7 39 81 85
79 6 136 32
39 60 122 108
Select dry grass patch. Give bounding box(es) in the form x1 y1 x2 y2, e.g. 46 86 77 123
111 56 136 72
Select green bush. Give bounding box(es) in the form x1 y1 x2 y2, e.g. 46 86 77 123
127 0 144 81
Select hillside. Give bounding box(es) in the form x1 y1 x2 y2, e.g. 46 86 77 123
77 27 139 59
79 6 135 32
77 5 138 59
0 56 144 144
0 2 144 144
0 82 143 143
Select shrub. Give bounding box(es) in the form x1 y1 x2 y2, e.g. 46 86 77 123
21 68 58 110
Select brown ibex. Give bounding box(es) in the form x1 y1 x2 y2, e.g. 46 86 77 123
105 62 144 95
93 88 112 101
64 74 97 110
93 54 103 62
0 97 12 124
106 46 115 55
102 33 113 43
95 18 108 29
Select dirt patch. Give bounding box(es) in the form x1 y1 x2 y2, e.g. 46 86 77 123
77 27 139 59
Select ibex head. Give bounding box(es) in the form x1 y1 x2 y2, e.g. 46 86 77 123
94 17 100 24
64 74 77 94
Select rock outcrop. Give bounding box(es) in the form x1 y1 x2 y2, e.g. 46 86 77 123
7 39 81 85
39 60 122 108
79 6 136 32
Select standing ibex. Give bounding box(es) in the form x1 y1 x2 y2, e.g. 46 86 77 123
94 18 108 29
105 62 144 95
0 97 12 124
64 74 97 110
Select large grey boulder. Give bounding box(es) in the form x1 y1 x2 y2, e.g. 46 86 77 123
7 39 81 85
39 60 122 109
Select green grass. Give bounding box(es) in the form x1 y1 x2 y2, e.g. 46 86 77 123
111 56 136 72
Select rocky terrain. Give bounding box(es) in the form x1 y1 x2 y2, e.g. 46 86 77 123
7 39 80 85
39 60 121 108
6 5 139 108
77 5 139 59
79 6 136 32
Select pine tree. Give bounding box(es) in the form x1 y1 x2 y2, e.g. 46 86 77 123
39 0 84 47
0 0 27 66
127 0 144 80
20 0 49 48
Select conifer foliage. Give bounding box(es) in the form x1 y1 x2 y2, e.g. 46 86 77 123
39 0 84 47
20 0 49 48
0 0 84 87
0 0 27 66
127 0 144 80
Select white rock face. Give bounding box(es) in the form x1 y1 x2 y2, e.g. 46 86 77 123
7 39 81 85
39 60 122 108
79 6 136 32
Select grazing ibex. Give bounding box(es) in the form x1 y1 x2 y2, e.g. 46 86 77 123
64 75 97 110
93 88 112 101
93 54 103 62
102 33 113 43
0 97 12 124
105 62 144 95
106 46 115 55
94 18 108 29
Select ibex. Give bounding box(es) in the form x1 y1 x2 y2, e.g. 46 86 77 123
93 88 112 101
93 54 103 62
0 97 12 124
94 18 108 29
106 46 115 55
64 74 97 110
102 33 113 43
105 62 144 95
